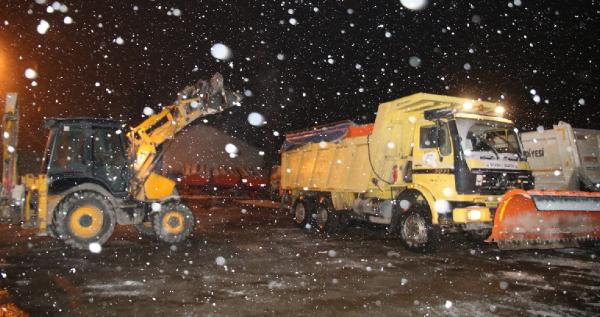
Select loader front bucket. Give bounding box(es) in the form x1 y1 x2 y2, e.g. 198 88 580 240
487 189 600 250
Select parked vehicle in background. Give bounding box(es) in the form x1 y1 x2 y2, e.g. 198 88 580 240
521 121 600 191
237 167 269 198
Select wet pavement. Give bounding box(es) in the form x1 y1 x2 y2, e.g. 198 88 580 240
1 199 599 316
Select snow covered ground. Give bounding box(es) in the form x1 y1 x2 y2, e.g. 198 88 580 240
0 203 598 316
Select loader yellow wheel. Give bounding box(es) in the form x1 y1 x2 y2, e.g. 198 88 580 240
162 211 185 235
54 191 116 250
152 202 195 243
68 206 104 239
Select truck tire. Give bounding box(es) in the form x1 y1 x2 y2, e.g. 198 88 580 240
292 198 314 228
399 204 440 252
54 191 116 250
152 202 195 243
315 200 348 235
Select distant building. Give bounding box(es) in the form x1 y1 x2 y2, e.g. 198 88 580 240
162 124 264 176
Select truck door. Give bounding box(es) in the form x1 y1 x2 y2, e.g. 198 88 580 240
413 121 453 171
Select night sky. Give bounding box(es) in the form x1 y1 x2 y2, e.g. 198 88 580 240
0 0 598 167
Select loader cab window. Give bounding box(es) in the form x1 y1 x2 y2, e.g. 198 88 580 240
50 128 87 172
92 130 126 165
91 129 128 192
420 123 452 156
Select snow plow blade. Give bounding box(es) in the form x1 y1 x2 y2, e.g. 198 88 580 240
487 189 600 250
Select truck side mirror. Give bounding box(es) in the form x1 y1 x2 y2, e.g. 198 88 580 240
434 121 444 162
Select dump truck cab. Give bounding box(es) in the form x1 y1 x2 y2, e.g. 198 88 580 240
367 94 533 233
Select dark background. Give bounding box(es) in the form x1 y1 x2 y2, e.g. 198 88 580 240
0 0 598 169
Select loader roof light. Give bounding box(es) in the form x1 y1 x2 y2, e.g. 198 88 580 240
494 105 505 115
462 101 473 111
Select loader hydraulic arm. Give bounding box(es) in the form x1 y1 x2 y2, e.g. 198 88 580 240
127 73 240 199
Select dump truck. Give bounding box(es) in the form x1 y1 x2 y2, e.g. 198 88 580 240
520 122 600 191
0 73 241 250
281 93 534 251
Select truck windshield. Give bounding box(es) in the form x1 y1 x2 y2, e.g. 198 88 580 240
455 118 523 161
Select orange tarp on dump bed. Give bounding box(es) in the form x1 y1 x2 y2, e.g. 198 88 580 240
346 124 373 138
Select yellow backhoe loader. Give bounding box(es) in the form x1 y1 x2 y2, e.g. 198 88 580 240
0 73 240 249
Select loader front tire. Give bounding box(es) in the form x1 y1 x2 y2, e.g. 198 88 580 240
399 205 439 253
152 202 195 243
54 191 116 250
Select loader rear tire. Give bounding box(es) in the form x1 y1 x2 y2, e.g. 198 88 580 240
399 205 439 253
54 191 116 250
152 202 195 243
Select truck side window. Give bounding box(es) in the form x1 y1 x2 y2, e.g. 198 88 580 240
420 126 439 148
420 124 452 156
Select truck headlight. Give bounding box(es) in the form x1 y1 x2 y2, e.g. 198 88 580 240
467 209 481 221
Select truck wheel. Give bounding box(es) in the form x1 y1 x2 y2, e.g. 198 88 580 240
54 191 116 250
292 198 313 228
135 221 156 237
399 205 439 252
152 202 195 243
315 201 345 234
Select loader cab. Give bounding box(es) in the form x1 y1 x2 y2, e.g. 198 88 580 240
42 118 130 196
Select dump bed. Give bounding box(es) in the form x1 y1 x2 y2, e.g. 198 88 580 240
281 123 374 193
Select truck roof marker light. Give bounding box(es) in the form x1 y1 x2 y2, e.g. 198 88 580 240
463 101 473 111
495 105 505 115
408 116 417 123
